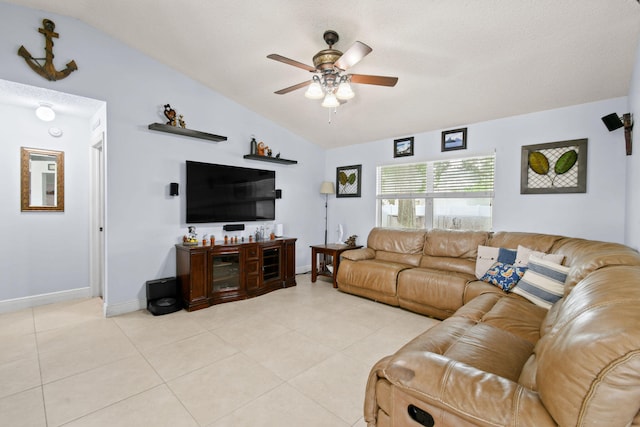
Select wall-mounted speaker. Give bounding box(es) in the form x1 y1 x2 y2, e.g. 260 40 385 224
601 113 624 132
223 224 245 231
146 277 181 315
169 182 179 196
275 189 282 199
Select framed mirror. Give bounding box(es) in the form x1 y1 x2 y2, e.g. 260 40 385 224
21 147 65 211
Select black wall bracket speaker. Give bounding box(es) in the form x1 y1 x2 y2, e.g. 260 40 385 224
601 113 624 131
223 224 245 231
146 277 181 315
601 112 634 155
275 189 282 199
169 182 179 196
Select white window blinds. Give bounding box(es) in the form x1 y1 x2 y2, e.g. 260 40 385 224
377 154 495 198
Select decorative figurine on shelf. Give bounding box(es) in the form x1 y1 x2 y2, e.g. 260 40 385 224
250 136 258 155
267 147 273 157
345 235 358 247
275 152 281 159
183 225 198 245
257 141 266 156
164 104 177 126
178 115 186 129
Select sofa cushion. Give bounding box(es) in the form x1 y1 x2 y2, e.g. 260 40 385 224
392 293 542 383
340 247 375 261
454 293 547 345
422 229 489 277
512 257 569 309
550 237 640 293
366 227 426 254
488 231 562 253
376 250 422 267
397 268 475 318
336 258 409 297
533 266 640 427
475 245 517 279
514 245 564 268
480 261 526 291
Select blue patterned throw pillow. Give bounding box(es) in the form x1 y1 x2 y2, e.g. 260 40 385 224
481 262 527 291
475 246 517 279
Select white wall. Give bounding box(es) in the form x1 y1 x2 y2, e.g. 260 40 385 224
0 103 91 301
626 39 640 250
325 98 629 246
0 2 326 314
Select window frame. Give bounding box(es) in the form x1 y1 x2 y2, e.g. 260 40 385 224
376 153 495 231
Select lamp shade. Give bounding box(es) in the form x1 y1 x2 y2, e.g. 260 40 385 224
320 181 335 194
336 82 354 100
321 92 339 108
304 81 324 100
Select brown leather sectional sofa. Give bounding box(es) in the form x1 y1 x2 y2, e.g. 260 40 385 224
336 227 640 427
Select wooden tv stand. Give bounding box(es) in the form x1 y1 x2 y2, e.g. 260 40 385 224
176 237 296 311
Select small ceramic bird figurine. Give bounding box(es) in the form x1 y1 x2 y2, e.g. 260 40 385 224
164 104 177 126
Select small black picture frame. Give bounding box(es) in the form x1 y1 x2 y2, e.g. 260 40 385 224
394 137 414 158
336 164 362 198
441 128 467 152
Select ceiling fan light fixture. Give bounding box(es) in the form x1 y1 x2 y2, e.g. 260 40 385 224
336 81 355 100
321 92 340 108
304 81 324 99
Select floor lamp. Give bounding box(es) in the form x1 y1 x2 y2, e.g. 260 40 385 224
320 181 335 246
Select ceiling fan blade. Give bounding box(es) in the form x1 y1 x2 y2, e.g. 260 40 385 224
267 54 316 72
350 74 399 87
334 41 372 70
274 80 311 95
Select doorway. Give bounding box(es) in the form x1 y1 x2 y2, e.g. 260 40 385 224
90 135 105 299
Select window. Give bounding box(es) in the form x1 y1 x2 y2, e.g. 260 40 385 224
376 154 495 231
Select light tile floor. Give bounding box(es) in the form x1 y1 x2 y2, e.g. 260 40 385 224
0 274 439 426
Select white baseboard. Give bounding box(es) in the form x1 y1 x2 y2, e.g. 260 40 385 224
296 265 312 275
104 298 146 318
0 287 92 314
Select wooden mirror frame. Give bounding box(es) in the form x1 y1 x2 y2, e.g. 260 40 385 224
21 147 65 211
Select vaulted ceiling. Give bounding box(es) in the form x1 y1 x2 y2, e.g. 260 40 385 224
5 0 640 148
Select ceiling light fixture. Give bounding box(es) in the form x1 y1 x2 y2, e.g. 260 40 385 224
305 72 355 108
35 103 55 122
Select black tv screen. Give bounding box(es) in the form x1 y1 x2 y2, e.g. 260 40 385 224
186 161 276 223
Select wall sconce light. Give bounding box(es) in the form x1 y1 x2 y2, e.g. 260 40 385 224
601 112 633 155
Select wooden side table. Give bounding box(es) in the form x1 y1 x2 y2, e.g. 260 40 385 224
310 243 362 288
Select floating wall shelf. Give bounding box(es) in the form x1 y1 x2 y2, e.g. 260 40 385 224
243 154 298 165
148 123 227 142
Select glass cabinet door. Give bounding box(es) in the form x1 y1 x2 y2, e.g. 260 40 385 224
262 246 281 283
211 252 240 292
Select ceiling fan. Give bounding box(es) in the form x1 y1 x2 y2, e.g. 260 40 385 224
267 30 398 108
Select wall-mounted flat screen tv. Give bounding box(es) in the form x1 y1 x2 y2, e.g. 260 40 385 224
186 161 276 223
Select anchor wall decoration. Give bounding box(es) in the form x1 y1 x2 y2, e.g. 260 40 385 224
17 19 77 81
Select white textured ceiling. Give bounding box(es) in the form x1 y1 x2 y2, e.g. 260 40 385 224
5 0 640 148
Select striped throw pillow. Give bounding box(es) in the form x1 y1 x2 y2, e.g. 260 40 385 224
512 256 569 309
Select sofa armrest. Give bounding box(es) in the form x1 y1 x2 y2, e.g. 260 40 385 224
368 352 556 426
341 247 375 261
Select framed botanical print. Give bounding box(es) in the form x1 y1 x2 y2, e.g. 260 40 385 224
520 138 588 194
336 164 362 198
